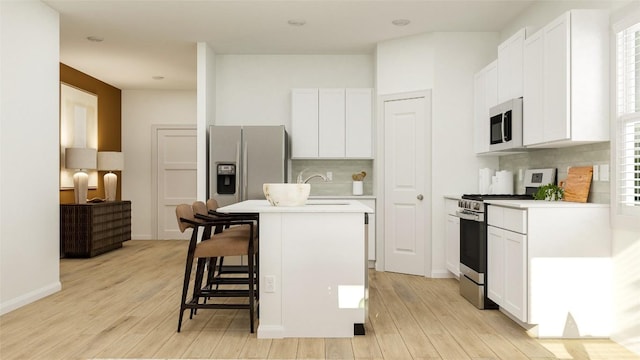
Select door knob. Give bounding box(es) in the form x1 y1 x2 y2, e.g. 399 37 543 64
417 194 424 200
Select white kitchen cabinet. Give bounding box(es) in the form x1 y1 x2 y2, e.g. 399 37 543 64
473 60 498 154
291 89 319 158
522 29 544 146
292 88 373 159
487 224 527 321
523 10 609 148
444 199 460 277
487 205 527 322
319 89 346 158
486 201 611 338
497 28 526 103
345 88 373 158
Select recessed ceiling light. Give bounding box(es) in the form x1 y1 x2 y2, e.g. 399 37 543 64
392 19 411 26
287 19 306 26
152 76 164 80
86 36 104 42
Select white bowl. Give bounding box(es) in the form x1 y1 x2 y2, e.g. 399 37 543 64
263 183 310 206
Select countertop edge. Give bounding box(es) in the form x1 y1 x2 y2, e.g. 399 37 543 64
218 199 374 213
485 199 610 208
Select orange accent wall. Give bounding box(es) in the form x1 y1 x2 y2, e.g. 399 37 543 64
60 64 122 204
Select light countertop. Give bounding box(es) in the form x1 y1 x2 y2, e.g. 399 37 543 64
444 195 462 200
485 199 610 209
218 199 374 213
309 195 376 200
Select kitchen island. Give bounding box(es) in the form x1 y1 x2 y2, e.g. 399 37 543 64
217 199 373 338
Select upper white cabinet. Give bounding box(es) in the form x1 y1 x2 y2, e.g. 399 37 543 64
523 10 609 148
291 89 320 158
292 88 373 159
345 88 373 158
498 28 526 103
473 60 498 154
319 89 346 157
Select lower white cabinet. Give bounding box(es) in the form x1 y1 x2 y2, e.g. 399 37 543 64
486 202 611 338
444 199 460 277
487 225 527 321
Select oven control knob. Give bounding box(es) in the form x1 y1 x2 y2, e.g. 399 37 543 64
474 203 481 210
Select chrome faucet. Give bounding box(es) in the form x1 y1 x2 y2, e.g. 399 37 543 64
296 169 328 184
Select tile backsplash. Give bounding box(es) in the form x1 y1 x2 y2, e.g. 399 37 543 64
499 142 610 204
291 159 374 196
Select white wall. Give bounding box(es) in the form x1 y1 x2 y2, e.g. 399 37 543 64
121 90 197 239
376 33 435 96
376 32 500 277
0 1 61 314
215 54 374 131
197 43 216 201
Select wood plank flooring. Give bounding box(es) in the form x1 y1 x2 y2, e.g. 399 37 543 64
0 240 637 360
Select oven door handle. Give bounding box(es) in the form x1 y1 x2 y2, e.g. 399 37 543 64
456 210 481 222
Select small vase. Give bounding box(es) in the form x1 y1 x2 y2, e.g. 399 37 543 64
352 181 363 196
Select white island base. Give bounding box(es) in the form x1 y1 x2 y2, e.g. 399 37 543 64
218 200 372 338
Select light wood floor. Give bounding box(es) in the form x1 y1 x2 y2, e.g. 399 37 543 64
1 240 637 360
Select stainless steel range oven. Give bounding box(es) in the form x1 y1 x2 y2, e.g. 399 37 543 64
457 194 531 309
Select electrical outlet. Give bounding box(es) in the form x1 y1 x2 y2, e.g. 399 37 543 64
593 165 599 181
326 171 333 181
265 275 275 293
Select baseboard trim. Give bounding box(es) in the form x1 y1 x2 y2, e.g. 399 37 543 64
430 269 455 279
0 281 61 315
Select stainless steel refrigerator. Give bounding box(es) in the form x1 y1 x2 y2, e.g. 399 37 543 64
209 125 288 207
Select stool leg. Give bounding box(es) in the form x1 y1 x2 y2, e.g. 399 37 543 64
191 258 207 318
248 250 255 333
178 251 195 332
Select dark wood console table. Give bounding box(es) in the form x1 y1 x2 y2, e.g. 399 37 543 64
60 201 131 257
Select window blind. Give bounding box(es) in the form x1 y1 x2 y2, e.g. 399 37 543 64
616 24 640 216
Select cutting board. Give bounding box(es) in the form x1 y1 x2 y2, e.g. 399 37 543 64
560 166 593 203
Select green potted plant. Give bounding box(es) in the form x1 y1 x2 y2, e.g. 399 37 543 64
534 183 564 201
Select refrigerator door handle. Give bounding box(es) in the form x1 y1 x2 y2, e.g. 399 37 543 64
243 142 248 201
235 141 241 203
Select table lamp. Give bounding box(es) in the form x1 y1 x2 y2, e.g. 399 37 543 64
97 151 124 201
65 148 97 204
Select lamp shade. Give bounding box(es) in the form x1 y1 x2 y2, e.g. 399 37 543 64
65 148 97 170
97 151 124 171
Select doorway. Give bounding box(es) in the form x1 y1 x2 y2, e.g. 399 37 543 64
381 91 432 276
152 126 197 239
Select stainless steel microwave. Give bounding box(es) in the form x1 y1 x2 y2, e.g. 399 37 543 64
489 97 523 152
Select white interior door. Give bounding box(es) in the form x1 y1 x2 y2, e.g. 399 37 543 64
156 128 197 239
383 95 430 276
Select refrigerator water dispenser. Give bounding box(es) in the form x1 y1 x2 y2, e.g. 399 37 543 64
216 163 236 195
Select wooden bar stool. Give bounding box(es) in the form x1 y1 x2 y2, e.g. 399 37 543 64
175 204 258 332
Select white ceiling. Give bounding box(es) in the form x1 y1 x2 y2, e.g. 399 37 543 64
46 0 539 90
